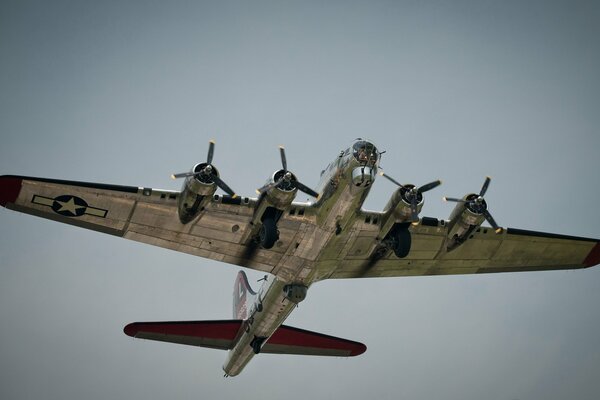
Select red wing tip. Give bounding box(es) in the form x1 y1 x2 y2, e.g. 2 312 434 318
0 176 23 207
583 242 600 268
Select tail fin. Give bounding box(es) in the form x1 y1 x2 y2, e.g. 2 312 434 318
233 271 257 320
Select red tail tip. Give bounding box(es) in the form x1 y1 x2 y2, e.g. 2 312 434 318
124 323 139 337
351 343 367 356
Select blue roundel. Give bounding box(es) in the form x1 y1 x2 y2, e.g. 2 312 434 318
51 195 89 217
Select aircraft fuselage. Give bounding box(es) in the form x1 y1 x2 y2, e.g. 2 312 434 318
223 139 379 376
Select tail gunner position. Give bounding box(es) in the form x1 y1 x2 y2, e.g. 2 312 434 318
1 139 598 376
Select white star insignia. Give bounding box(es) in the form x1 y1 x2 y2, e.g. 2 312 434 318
56 197 86 214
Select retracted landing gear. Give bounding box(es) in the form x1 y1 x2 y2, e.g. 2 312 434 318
259 218 279 249
250 336 267 354
385 223 412 258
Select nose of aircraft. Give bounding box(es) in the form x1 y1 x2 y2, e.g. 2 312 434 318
352 139 379 165
351 166 376 187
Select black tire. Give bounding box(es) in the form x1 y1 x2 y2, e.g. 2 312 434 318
252 341 261 354
259 218 278 249
393 228 411 258
251 336 266 354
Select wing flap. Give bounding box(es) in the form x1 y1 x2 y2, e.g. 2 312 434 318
124 320 243 350
262 325 366 357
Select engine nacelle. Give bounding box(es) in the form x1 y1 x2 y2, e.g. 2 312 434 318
247 170 302 249
177 163 218 224
384 185 424 221
261 169 299 210
446 193 486 251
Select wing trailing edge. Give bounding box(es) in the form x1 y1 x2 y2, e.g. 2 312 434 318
124 319 366 357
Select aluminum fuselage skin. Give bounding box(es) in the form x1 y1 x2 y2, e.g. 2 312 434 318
223 141 379 376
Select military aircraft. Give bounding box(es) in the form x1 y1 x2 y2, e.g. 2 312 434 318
1 139 598 376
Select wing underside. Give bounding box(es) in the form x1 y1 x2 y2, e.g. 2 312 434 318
327 214 599 278
1 175 598 280
0 175 313 276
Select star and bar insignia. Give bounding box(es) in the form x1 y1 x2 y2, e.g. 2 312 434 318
31 194 108 218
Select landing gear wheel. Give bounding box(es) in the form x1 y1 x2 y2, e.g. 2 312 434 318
252 341 261 354
250 336 266 354
259 218 278 249
392 227 411 258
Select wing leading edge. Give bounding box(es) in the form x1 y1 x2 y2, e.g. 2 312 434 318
124 320 366 357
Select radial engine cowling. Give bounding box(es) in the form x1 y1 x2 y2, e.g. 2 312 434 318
177 163 218 224
384 185 424 222
262 169 298 209
446 193 486 251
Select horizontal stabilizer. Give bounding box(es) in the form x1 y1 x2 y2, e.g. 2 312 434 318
262 325 366 357
124 320 243 350
124 320 366 357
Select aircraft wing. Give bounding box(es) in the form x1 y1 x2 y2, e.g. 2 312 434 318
2 176 597 279
0 175 308 275
329 215 599 278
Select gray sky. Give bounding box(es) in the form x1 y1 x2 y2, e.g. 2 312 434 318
1 1 599 399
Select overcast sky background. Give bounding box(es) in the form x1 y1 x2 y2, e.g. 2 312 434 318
1 1 599 399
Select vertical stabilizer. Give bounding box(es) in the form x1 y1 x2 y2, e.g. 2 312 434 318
233 271 257 320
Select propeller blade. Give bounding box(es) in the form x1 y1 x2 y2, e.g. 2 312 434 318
483 210 502 233
480 176 491 196
295 180 319 198
212 174 236 198
418 180 442 193
258 145 318 198
379 172 405 188
257 176 286 195
443 197 467 203
207 140 215 165
171 171 196 179
172 140 236 197
171 166 212 180
279 146 287 172
444 177 501 232
410 197 419 223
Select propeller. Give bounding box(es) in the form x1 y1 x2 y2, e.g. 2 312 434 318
443 176 502 233
171 140 237 198
257 146 319 198
379 172 442 224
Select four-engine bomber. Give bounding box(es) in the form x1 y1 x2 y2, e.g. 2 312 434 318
2 138 597 377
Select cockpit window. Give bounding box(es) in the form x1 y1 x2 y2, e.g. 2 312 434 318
352 140 378 165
